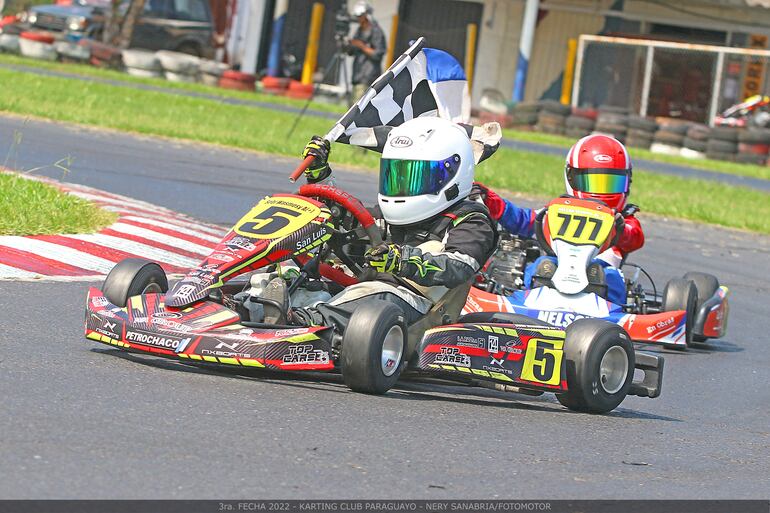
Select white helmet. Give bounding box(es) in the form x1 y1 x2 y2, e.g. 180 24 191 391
351 1 372 18
378 117 475 226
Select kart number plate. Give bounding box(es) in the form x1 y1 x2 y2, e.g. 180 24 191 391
520 338 564 386
234 196 321 240
547 203 614 247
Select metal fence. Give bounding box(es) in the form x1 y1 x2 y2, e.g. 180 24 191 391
571 34 770 126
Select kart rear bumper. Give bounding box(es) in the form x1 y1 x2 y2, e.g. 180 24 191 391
85 287 335 372
629 351 663 398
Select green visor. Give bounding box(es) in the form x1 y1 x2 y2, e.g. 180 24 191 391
379 154 461 197
566 167 630 194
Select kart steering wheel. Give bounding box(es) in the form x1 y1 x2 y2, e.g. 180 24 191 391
298 184 383 285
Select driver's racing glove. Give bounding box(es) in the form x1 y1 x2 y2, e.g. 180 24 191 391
302 136 332 183
364 243 402 274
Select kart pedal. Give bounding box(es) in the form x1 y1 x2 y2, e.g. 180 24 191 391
262 278 289 325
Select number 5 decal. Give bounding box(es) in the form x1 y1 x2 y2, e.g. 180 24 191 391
521 338 564 386
234 197 320 239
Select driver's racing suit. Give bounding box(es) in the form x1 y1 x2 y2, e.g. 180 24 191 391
476 184 644 306
291 199 497 329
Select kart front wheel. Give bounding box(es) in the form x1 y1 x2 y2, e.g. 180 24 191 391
662 278 698 347
341 300 406 395
102 258 168 307
557 319 635 414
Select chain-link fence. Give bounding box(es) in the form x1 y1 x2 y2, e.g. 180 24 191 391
572 35 770 125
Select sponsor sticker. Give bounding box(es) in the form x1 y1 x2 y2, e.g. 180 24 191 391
91 296 110 308
594 154 612 163
434 347 471 367
536 311 588 328
456 335 486 348
92 314 121 339
282 345 329 365
488 335 499 353
125 329 189 350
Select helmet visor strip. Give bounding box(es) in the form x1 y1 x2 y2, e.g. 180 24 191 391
566 167 630 194
379 155 461 197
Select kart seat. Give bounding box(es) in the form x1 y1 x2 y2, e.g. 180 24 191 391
457 311 552 327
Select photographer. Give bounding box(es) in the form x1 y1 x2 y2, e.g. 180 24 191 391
347 1 386 100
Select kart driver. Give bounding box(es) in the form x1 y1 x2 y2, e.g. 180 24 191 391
261 117 499 329
475 134 644 305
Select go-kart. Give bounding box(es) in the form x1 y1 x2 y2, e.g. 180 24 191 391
85 184 481 395
84 185 659 412
466 197 729 349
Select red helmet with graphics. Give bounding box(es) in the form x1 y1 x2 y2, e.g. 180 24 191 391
564 134 632 211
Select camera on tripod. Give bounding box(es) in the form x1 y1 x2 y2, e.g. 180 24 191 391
334 4 352 42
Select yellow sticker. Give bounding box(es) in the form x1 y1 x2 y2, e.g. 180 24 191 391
520 338 564 386
547 203 614 247
233 196 321 240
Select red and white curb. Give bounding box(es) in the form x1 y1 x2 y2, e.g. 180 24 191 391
0 174 227 281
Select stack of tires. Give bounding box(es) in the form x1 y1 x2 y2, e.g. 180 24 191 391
651 121 689 155
55 40 90 63
681 124 710 159
199 60 229 87
564 107 596 139
156 50 199 83
510 102 539 128
626 115 658 149
0 34 20 54
18 32 56 61
220 70 257 92
536 100 570 135
594 107 628 142
121 49 162 78
706 127 739 162
736 128 770 165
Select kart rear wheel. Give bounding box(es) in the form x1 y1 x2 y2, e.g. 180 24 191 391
662 278 698 347
103 258 168 308
556 319 635 414
341 300 406 395
682 272 720 342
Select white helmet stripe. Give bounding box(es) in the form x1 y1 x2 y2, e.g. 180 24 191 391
570 135 588 168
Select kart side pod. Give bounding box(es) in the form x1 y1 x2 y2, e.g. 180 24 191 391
417 320 663 412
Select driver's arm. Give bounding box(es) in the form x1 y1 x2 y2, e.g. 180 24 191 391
399 214 496 289
475 182 535 238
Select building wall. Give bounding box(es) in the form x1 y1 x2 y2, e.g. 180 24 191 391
471 0 523 104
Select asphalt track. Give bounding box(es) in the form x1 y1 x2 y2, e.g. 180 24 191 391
1 115 769 499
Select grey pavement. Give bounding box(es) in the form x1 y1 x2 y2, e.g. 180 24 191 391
2 62 770 192
0 115 769 499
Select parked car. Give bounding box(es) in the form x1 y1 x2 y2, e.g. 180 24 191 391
19 0 214 58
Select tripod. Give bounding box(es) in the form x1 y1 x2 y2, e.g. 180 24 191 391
287 37 352 138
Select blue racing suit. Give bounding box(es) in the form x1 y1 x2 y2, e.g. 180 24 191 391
492 195 626 306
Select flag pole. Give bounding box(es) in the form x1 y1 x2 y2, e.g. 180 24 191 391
289 37 426 182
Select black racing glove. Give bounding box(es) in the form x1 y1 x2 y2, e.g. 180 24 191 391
302 136 331 183
364 243 402 274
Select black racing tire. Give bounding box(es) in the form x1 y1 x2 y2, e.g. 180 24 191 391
341 300 407 395
738 128 770 144
594 123 627 137
597 113 628 126
538 111 567 125
565 115 594 130
705 150 734 162
102 258 168 307
565 127 591 139
538 100 571 116
556 319 635 414
512 102 540 115
683 137 708 152
626 137 652 149
654 131 685 146
628 128 655 139
512 112 538 125
710 126 739 142
657 123 690 135
683 272 719 342
735 152 767 165
627 115 658 132
707 139 738 154
686 124 711 141
662 278 698 347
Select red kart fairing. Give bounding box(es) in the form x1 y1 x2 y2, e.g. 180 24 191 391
86 288 334 371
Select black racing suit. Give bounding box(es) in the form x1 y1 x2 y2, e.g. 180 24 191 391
293 199 497 329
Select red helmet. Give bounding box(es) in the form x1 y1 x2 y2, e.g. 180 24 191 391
564 134 632 211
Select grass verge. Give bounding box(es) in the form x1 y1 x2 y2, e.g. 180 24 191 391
0 53 347 114
0 173 117 235
503 128 770 182
5 52 768 182
0 67 768 234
